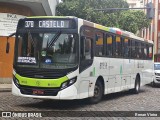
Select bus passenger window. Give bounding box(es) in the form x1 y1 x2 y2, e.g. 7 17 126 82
131 41 136 58
141 43 146 59
95 32 104 56
80 36 92 60
144 44 147 59
106 35 113 56
123 38 129 58
148 44 153 59
85 39 92 59
115 36 122 57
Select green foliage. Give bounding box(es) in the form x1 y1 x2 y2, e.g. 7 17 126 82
119 10 151 34
57 0 151 34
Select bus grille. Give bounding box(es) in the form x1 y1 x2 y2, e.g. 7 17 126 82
15 67 67 79
20 87 59 96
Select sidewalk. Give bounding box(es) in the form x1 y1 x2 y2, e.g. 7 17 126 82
0 84 11 92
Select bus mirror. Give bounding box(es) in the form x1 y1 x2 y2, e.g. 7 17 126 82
6 41 10 54
6 32 16 54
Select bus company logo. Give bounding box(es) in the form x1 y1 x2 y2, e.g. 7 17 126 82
36 81 41 86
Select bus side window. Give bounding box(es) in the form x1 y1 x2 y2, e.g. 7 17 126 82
106 34 113 57
135 41 141 59
85 38 92 59
80 36 92 60
148 44 153 60
123 38 129 58
131 40 136 58
115 36 121 57
143 44 147 59
95 31 104 56
141 43 146 59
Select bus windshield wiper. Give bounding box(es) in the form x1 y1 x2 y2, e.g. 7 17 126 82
47 31 61 48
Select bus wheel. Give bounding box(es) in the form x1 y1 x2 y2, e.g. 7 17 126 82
151 80 156 87
132 76 140 94
88 80 103 104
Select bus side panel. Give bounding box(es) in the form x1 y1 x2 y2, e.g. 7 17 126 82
142 60 154 85
78 65 96 99
122 59 133 90
134 60 143 85
93 57 109 94
109 58 123 93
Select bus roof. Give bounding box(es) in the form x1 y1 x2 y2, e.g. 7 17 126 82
25 16 153 44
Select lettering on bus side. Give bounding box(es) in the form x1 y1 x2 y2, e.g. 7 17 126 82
137 62 144 68
100 62 108 69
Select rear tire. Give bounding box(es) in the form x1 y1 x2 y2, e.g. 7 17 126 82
88 80 103 104
132 76 140 94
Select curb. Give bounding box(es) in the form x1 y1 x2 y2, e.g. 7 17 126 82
0 84 12 92
0 88 11 92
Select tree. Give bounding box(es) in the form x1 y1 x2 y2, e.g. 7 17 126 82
56 0 150 34
118 10 151 34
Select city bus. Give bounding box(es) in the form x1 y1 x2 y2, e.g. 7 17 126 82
9 16 154 103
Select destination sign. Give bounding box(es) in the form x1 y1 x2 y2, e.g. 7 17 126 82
24 20 72 28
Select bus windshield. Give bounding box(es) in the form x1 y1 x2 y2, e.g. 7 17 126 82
15 31 78 69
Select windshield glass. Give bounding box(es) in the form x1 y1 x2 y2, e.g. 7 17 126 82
154 64 160 70
15 31 78 69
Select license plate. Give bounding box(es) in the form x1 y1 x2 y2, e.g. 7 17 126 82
33 90 44 95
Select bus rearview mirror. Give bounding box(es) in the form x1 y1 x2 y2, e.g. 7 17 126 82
6 32 16 54
6 41 10 54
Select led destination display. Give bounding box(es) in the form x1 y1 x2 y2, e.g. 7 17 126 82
23 19 74 29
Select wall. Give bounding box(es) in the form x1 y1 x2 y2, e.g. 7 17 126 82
0 2 33 83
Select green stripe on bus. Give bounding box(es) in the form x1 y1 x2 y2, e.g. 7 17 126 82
93 67 96 76
15 74 68 88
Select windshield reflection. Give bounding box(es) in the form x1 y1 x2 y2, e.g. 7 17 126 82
16 32 78 69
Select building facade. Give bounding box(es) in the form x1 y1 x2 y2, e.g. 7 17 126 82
126 0 160 61
126 0 144 8
0 0 59 83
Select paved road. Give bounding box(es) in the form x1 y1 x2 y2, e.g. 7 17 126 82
0 84 160 120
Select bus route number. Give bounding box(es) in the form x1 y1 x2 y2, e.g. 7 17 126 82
25 21 34 28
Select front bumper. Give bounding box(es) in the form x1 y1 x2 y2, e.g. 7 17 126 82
154 75 160 83
12 80 78 100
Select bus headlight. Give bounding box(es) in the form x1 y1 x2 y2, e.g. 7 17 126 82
61 77 77 90
13 75 19 87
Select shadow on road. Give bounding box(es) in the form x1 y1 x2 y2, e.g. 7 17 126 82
18 98 90 110
102 88 145 102
146 83 160 88
17 87 146 110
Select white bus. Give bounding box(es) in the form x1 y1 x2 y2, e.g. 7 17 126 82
9 16 154 103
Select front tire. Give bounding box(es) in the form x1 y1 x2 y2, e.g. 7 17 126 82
88 80 103 104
